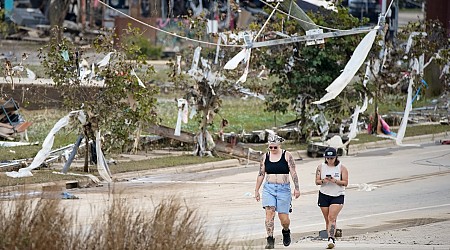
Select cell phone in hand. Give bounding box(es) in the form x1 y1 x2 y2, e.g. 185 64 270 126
326 174 332 178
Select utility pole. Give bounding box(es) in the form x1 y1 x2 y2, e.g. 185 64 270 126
381 0 387 16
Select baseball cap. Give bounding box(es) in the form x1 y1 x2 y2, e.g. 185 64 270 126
324 147 337 158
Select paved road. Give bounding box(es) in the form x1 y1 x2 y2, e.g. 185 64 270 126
62 140 450 249
398 9 424 27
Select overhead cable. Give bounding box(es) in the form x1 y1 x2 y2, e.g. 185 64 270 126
97 0 242 48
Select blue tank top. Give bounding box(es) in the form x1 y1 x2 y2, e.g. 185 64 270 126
265 150 290 174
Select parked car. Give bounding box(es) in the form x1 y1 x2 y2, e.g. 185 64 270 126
347 0 381 23
306 134 348 158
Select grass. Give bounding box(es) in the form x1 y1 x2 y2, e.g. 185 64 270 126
0 109 78 161
0 195 229 250
109 154 228 174
157 97 297 134
349 124 450 145
0 170 89 188
0 154 229 188
1 95 449 187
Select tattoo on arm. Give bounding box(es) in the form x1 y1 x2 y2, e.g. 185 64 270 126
291 172 299 190
288 154 300 190
258 166 265 177
258 160 265 177
288 154 296 171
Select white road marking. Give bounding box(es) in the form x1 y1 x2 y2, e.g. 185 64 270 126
291 203 450 231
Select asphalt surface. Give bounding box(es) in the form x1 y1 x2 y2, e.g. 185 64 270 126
44 132 450 250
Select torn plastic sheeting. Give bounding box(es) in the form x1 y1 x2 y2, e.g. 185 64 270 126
177 55 182 74
188 47 202 76
362 61 371 87
440 64 449 79
360 95 368 113
236 48 252 84
53 171 101 184
214 35 222 65
0 141 38 147
215 33 228 65
5 114 71 178
97 52 114 68
26 68 36 80
350 94 368 140
347 105 361 142
405 32 427 54
174 98 188 136
131 69 146 88
5 111 85 178
224 48 247 70
395 76 419 147
235 85 265 100
0 143 75 170
313 28 378 105
96 131 112 182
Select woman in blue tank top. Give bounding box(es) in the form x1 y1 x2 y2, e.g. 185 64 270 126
255 134 301 249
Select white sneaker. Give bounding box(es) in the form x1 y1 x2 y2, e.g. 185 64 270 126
326 237 335 249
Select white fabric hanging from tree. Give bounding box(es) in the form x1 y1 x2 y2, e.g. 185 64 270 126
313 28 378 105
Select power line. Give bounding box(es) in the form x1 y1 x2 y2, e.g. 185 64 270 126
97 0 242 48
259 0 354 32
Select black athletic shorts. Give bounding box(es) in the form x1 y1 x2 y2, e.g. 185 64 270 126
318 191 344 207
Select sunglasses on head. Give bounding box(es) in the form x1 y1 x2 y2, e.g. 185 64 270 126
268 146 278 150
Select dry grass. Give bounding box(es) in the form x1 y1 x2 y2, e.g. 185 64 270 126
0 194 229 250
0 195 82 249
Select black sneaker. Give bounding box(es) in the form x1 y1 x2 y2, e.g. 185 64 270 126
282 229 291 246
326 237 335 249
265 236 275 249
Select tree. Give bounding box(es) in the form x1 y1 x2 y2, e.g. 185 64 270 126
39 26 159 160
166 9 250 156
366 18 450 128
46 0 72 40
256 4 367 142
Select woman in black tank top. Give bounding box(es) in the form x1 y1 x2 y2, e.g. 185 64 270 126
254 134 301 249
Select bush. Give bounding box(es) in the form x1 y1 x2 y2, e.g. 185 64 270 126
124 35 163 60
0 193 229 250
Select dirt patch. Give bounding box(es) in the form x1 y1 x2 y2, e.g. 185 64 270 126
340 217 450 245
0 83 102 110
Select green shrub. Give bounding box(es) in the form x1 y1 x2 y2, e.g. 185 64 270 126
125 35 163 60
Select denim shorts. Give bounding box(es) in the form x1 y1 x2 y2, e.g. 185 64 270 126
262 182 292 214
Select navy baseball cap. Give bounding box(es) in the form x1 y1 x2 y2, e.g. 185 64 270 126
324 147 337 158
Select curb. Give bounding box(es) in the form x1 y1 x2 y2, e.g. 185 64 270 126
113 159 240 180
348 132 450 153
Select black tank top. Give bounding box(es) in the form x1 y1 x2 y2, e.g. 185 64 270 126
265 150 289 174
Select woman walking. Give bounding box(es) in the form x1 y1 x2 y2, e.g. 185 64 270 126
255 134 301 249
315 147 348 249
